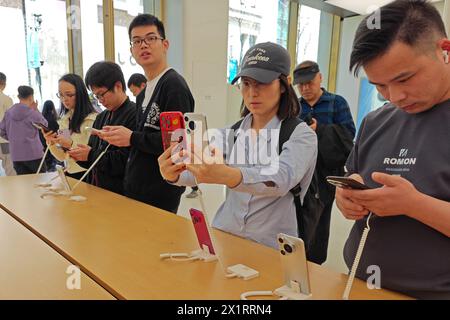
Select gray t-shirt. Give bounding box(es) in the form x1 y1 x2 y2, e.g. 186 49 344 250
344 100 450 299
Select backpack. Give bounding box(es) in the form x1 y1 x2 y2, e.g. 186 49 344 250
230 117 324 255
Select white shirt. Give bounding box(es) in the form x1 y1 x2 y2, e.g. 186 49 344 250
141 67 172 112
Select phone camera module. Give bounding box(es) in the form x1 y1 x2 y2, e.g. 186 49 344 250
188 121 196 131
283 244 294 254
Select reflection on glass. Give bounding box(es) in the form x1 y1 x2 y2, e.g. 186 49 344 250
296 5 321 65
227 0 289 83
0 0 69 108
114 0 144 99
80 0 105 80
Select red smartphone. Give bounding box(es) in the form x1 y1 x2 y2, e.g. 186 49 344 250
189 208 215 255
160 111 186 151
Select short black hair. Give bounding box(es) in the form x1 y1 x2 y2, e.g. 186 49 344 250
128 14 166 40
85 61 126 93
127 73 147 88
350 0 447 76
0 72 6 85
59 74 96 133
18 86 34 99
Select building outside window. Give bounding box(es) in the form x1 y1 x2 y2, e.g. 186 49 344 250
227 0 289 83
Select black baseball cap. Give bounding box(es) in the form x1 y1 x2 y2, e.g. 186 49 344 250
231 42 291 84
293 61 320 85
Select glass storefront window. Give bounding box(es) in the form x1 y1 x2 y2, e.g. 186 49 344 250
114 0 145 98
227 0 289 83
0 0 69 108
296 5 321 65
80 0 105 80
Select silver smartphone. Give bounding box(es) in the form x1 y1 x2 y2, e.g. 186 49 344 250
277 233 311 295
184 113 210 158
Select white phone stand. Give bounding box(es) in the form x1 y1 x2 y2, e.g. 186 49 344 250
274 280 312 300
160 244 217 263
190 244 218 262
241 280 312 300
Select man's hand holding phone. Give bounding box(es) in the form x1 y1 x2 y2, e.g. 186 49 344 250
335 174 370 221
68 144 92 162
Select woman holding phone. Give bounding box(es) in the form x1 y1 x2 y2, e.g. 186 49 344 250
43 74 97 178
158 43 317 249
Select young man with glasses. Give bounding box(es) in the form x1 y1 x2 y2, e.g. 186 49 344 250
68 61 136 195
100 14 194 213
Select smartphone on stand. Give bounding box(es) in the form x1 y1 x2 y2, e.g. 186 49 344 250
277 233 311 295
189 208 216 255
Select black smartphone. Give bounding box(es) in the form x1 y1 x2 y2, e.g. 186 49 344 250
326 176 371 190
32 122 51 133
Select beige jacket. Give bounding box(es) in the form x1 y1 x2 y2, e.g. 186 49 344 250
49 111 97 174
0 90 13 143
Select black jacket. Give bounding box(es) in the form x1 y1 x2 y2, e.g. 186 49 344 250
316 123 354 204
124 69 194 213
78 98 136 195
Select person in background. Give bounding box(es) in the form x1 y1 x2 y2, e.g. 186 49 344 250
0 72 16 175
127 73 147 97
39 100 60 172
0 86 47 175
293 60 356 264
99 14 194 213
43 74 97 179
68 61 136 195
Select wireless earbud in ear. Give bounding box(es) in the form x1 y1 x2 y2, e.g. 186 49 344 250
444 51 449 64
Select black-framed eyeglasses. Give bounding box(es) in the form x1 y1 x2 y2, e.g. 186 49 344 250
93 88 112 101
130 35 164 48
56 92 76 100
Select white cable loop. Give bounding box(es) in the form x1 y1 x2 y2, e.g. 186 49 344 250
342 212 373 300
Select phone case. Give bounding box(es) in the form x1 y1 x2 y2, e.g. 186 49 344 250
160 112 186 151
184 113 210 157
277 233 311 295
326 176 370 190
189 208 215 255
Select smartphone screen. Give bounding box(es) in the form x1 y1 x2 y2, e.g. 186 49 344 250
189 208 215 255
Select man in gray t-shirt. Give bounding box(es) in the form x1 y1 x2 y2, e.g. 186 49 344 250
336 0 450 299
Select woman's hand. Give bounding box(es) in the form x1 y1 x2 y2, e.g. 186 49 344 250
43 131 58 146
157 143 187 183
185 145 242 188
43 131 72 150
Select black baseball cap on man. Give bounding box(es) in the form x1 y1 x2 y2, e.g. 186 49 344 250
231 42 291 84
293 61 320 85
